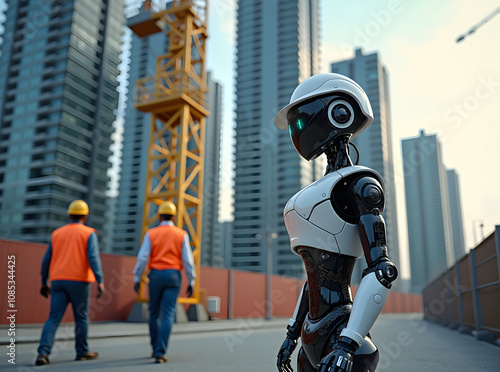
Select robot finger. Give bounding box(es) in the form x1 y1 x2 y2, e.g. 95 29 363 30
276 357 286 372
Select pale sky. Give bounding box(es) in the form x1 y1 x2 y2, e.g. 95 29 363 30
206 0 500 278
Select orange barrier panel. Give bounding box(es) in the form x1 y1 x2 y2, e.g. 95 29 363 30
200 266 230 319
270 276 303 318
0 239 138 324
88 253 137 322
232 270 266 318
1 239 66 324
382 291 392 313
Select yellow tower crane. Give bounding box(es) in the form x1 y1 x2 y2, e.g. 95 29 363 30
128 0 209 305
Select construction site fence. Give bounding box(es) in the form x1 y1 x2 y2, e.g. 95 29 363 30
1 238 421 324
422 225 500 339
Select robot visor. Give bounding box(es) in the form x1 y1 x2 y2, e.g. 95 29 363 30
287 97 331 160
287 95 355 160
287 95 361 160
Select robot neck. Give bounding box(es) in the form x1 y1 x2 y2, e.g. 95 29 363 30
325 135 353 175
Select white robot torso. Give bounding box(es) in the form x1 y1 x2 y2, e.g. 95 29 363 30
284 165 383 258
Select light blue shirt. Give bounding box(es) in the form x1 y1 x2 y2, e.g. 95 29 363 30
133 221 196 286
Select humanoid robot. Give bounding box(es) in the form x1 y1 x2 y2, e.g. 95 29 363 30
274 73 398 372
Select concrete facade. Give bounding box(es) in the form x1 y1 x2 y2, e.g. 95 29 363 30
402 130 455 293
447 169 466 260
201 72 222 267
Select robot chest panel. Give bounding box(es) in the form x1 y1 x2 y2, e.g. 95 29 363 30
284 168 365 257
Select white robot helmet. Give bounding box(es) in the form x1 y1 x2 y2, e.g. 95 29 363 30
274 73 374 160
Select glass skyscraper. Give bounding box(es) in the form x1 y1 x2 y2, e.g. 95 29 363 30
231 0 321 277
330 48 400 286
201 72 223 267
402 130 454 293
0 0 124 245
447 169 466 260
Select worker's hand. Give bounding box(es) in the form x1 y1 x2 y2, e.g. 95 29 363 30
40 285 50 298
97 283 105 299
277 336 297 372
134 282 140 294
186 285 193 298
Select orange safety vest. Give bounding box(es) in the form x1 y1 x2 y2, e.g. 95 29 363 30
49 223 97 283
148 224 186 271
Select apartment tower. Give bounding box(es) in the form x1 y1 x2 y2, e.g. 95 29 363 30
0 0 124 246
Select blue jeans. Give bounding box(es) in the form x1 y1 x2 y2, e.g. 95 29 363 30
148 269 181 357
38 280 90 356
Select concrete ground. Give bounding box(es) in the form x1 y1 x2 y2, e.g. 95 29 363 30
1 314 498 371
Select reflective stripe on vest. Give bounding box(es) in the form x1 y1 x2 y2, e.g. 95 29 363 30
148 225 186 271
49 223 96 283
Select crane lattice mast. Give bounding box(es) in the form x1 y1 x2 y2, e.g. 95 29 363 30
129 0 209 304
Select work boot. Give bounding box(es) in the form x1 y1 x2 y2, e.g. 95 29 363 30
155 356 167 364
75 351 99 361
35 354 50 366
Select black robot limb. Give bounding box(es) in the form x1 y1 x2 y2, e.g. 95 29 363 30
349 176 398 288
317 342 355 372
330 175 398 354
277 283 309 372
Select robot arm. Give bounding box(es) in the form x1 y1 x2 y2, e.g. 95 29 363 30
287 282 309 337
277 283 309 371
340 175 398 348
318 176 398 372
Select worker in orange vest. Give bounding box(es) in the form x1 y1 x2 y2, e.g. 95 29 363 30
36 200 105 366
133 201 196 364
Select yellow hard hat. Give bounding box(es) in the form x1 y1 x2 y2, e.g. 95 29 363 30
67 200 89 215
158 201 177 216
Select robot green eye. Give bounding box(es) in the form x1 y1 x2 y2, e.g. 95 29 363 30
296 118 305 130
288 118 305 136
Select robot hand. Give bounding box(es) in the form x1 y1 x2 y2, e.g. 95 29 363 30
317 342 355 372
276 336 298 372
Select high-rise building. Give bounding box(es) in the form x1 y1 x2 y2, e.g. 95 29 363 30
402 130 454 293
330 48 400 285
0 0 124 245
231 0 321 277
201 72 222 267
111 9 222 259
447 169 466 260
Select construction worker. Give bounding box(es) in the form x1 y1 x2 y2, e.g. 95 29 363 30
133 201 196 364
36 200 105 366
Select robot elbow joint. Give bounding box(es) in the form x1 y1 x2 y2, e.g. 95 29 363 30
375 261 398 288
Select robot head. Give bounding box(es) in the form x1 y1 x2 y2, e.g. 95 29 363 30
274 73 374 160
